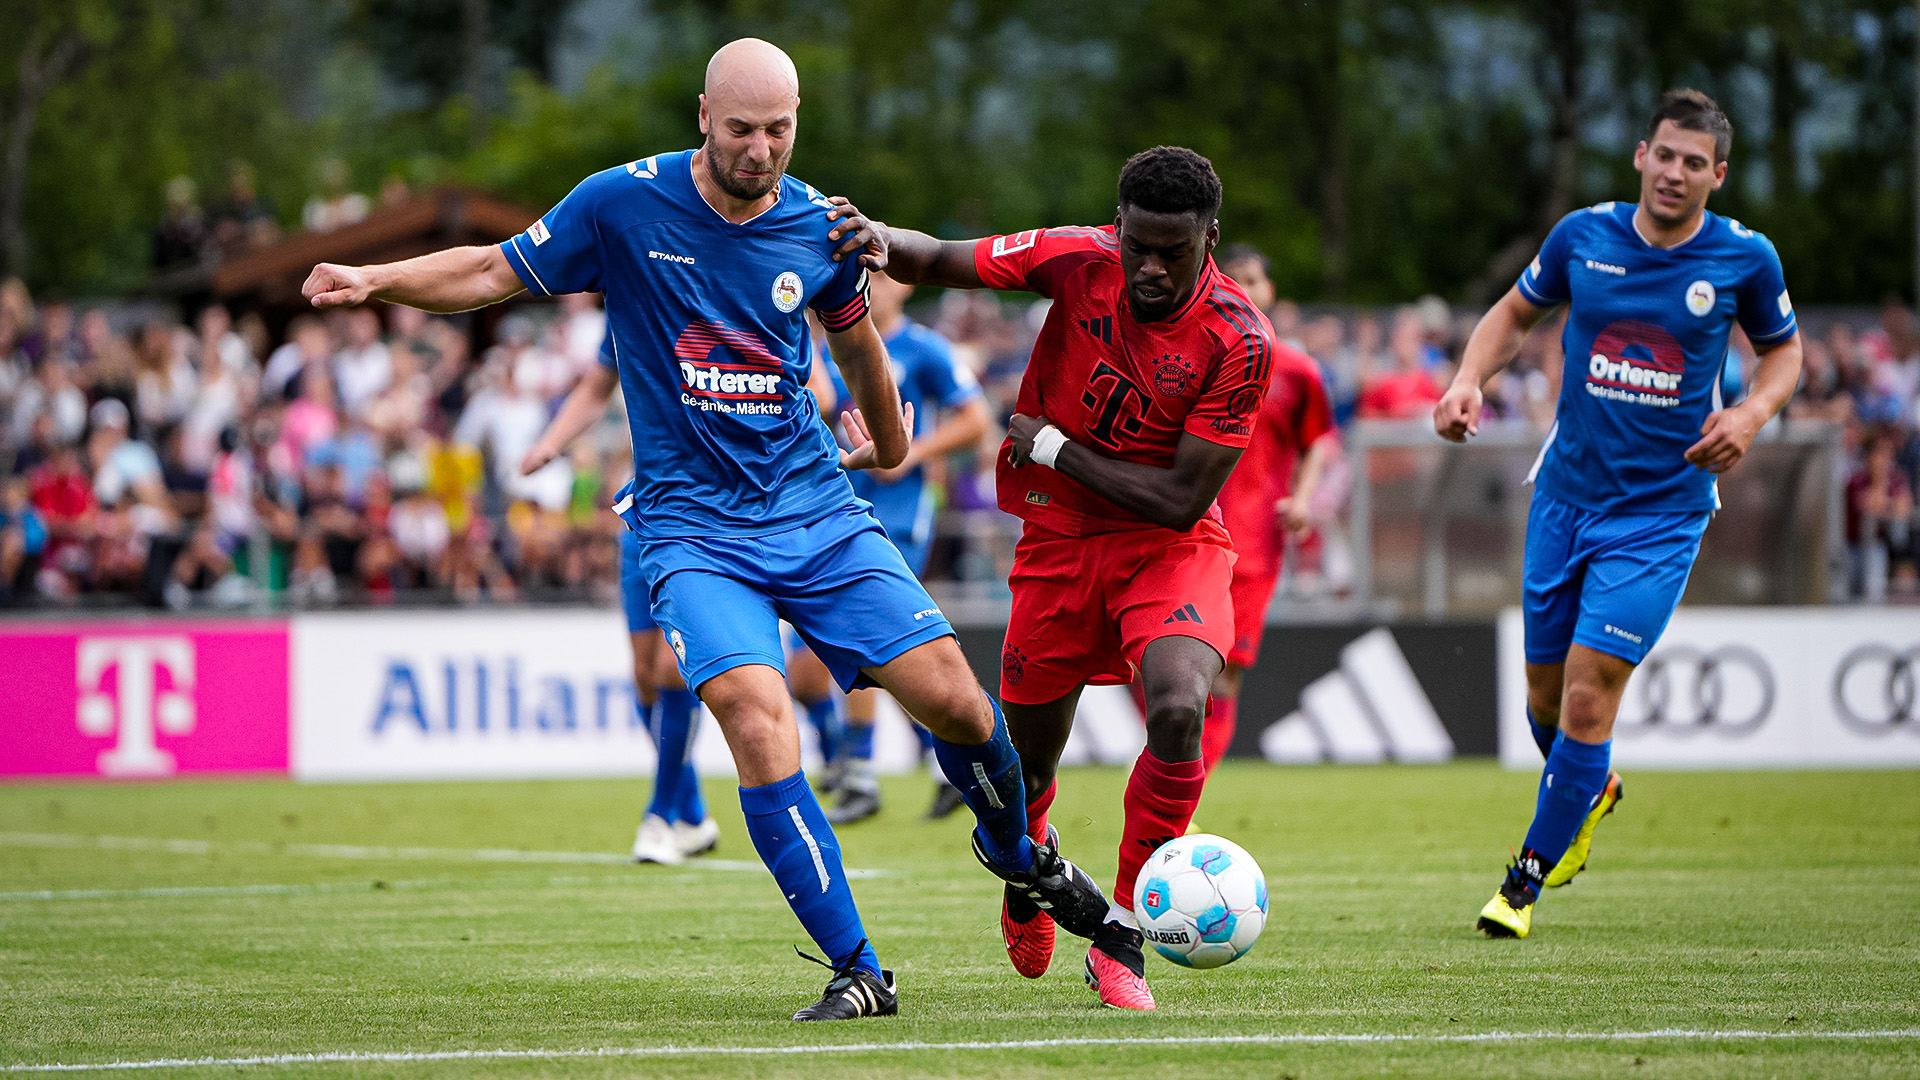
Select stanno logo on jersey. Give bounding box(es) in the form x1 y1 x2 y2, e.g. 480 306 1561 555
649 249 696 265
772 271 804 313
1684 280 1716 317
528 220 551 246
1585 319 1684 408
1584 259 1626 276
673 319 787 416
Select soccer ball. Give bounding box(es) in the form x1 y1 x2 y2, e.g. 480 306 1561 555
1132 834 1268 969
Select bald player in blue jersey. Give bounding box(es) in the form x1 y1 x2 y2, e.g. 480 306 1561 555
1436 89 1803 939
301 38 1110 1021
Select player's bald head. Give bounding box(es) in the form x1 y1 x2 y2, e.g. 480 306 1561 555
704 38 799 111
698 39 800 203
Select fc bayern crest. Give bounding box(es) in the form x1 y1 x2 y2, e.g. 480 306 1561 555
772 271 804 313
1152 354 1194 396
1684 279 1716 317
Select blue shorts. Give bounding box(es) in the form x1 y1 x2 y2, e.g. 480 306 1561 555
1522 491 1710 666
627 503 955 694
619 530 657 634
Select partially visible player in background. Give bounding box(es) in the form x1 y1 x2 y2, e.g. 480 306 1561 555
791 272 991 825
857 146 1275 1010
304 38 1115 1021
1207 245 1336 775
525 333 719 867
1436 89 1802 938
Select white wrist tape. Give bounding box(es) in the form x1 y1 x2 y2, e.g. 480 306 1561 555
1029 424 1069 469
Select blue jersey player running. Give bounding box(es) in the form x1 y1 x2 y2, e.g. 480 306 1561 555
1437 89 1804 939
301 38 1111 1020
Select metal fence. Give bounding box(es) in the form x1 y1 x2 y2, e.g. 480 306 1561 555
1347 419 1845 618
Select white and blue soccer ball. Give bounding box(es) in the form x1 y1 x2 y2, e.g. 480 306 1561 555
1133 834 1268 969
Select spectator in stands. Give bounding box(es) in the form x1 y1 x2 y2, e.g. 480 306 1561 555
278 362 339 476
1847 426 1917 603
261 315 331 400
210 160 279 258
332 307 392 418
153 177 209 272
132 321 196 435
1356 307 1443 419
0 474 46 605
302 158 370 233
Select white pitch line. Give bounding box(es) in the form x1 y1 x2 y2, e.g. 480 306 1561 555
3 1029 1917 1073
0 832 884 879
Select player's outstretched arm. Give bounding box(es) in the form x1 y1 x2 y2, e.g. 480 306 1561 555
825 316 912 471
302 245 525 314
1685 333 1803 474
1010 415 1240 533
520 363 618 476
1435 286 1552 442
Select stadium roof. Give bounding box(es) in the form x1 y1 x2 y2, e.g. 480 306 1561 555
210 187 538 305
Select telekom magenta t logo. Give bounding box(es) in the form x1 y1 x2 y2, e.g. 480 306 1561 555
75 637 196 777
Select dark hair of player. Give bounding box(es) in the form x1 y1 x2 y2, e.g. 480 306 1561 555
1218 243 1269 275
1647 88 1732 163
1117 146 1223 225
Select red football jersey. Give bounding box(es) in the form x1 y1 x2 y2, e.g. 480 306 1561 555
1216 341 1336 580
973 226 1276 537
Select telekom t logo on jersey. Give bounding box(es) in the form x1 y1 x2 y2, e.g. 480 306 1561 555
75 636 197 777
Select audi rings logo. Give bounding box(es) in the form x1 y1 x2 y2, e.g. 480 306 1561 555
1617 645 1774 736
1832 645 1920 734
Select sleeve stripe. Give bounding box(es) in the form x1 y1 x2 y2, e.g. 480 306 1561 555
1748 318 1797 346
1515 274 1558 306
506 236 551 296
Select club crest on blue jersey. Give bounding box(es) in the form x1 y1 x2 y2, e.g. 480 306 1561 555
772 271 804 313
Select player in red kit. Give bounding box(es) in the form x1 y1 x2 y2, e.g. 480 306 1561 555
834 147 1275 1010
1207 245 1338 774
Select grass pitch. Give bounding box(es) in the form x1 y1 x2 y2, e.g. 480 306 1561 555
1 762 1916 1078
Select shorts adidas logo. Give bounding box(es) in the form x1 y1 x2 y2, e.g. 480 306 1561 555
1163 603 1203 625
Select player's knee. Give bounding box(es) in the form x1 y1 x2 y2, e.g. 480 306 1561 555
1144 698 1206 760
914 682 993 745
1559 680 1616 741
1527 686 1562 728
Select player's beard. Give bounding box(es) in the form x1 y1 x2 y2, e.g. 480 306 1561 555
703 134 790 202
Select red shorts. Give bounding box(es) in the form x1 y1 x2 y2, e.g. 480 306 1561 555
1000 521 1237 705
1228 567 1280 668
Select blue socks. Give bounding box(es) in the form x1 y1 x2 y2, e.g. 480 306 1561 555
803 697 840 763
1522 732 1612 868
740 771 880 976
644 690 705 824
931 697 1033 875
844 720 875 763
1528 710 1557 759
664 689 706 824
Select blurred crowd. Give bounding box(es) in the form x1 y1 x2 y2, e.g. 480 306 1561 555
0 279 629 609
2 245 1917 610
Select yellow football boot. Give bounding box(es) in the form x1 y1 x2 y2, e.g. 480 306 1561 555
1476 852 1544 939
1544 772 1624 888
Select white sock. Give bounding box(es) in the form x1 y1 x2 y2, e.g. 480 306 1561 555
1105 901 1139 929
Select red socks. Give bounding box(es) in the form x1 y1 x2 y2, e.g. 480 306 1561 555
1201 694 1237 775
1026 779 1056 845
1114 749 1206 912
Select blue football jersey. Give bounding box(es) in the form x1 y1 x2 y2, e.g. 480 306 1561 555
824 318 980 545
1518 201 1797 514
501 149 873 538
